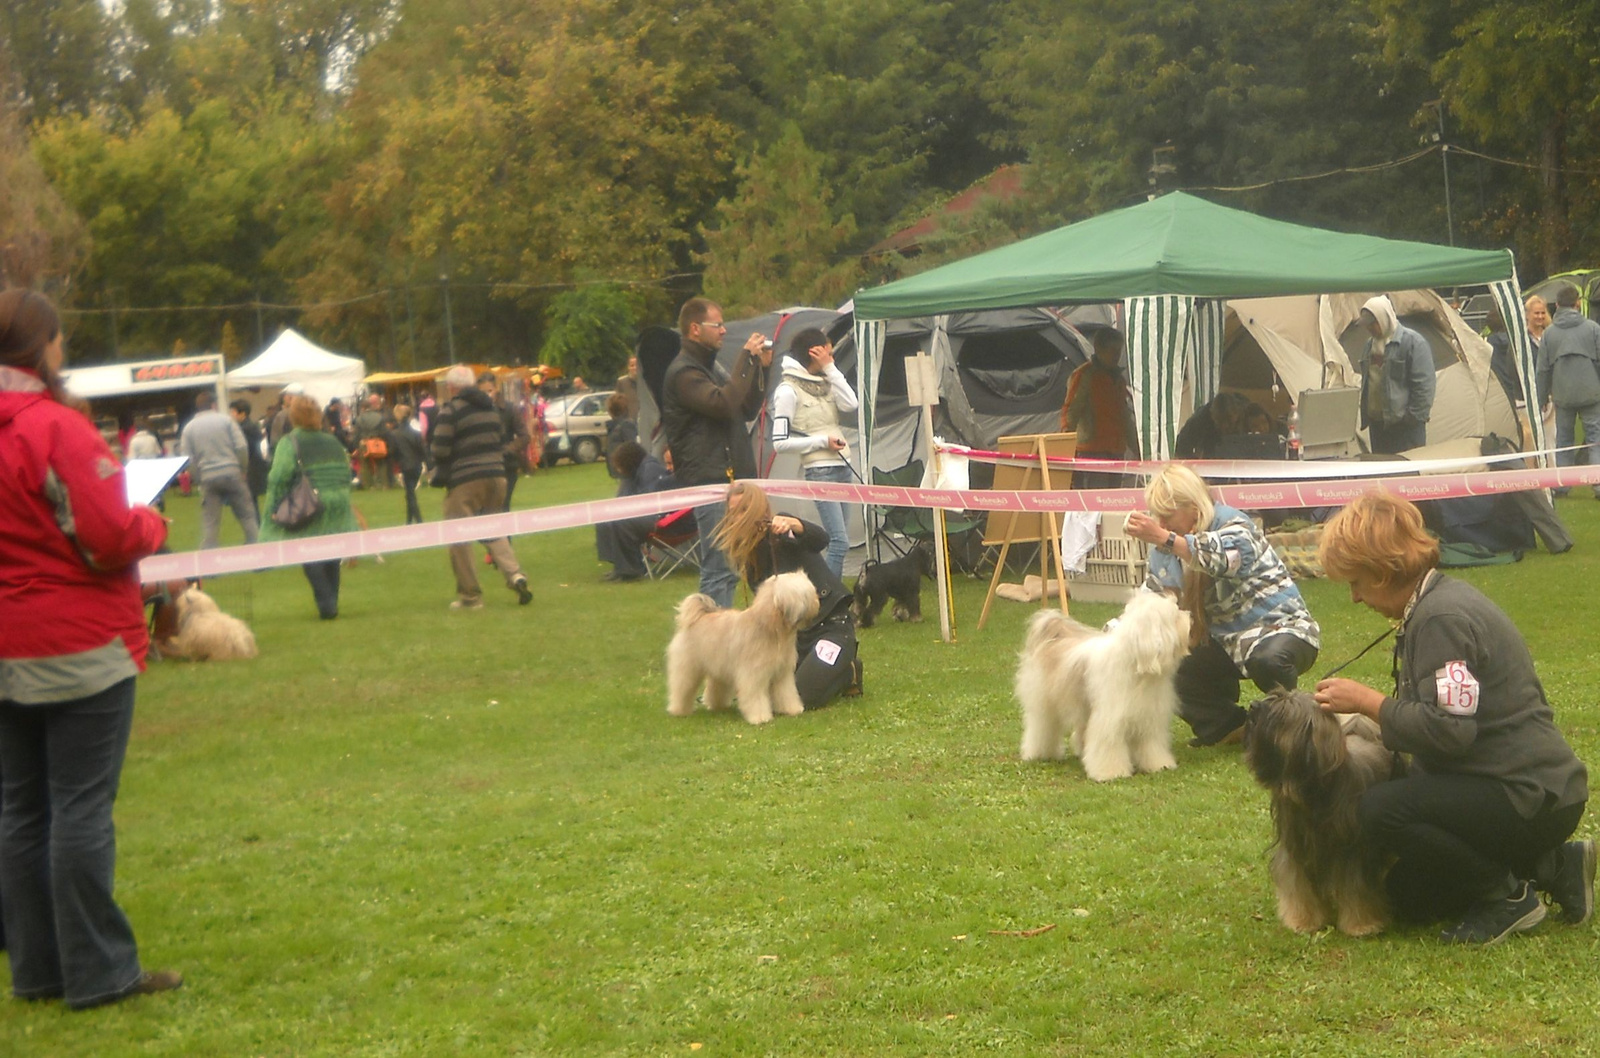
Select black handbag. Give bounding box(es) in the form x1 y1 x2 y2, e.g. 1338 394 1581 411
271 434 324 531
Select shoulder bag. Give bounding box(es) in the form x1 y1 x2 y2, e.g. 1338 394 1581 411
271 434 324 531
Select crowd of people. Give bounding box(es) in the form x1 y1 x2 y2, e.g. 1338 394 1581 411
3 284 1597 1025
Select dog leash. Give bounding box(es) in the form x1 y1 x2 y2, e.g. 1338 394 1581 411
1319 624 1398 680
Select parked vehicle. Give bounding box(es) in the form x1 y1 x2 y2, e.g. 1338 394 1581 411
541 389 615 465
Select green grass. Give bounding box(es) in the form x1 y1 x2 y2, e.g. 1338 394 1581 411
6 468 1600 1056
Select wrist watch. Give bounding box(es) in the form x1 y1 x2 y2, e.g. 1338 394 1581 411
1164 531 1177 551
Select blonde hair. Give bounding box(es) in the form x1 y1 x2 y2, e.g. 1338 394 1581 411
1318 491 1439 588
1144 463 1215 531
714 481 774 583
287 394 324 431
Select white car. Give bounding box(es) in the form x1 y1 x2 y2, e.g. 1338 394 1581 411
541 389 615 465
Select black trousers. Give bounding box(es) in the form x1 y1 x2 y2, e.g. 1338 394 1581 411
402 468 423 524
1369 418 1427 455
794 611 858 710
302 559 341 619
1175 632 1317 744
1363 772 1584 923
503 463 520 512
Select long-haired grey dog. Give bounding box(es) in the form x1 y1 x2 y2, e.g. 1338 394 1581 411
1243 689 1406 936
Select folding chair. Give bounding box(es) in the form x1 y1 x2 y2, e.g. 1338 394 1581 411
643 508 702 579
867 459 982 563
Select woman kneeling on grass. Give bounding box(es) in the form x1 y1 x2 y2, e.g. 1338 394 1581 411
715 481 862 708
1314 491 1593 944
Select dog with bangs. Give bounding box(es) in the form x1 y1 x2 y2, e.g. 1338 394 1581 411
1243 689 1406 936
1016 591 1192 781
158 586 258 661
666 571 820 725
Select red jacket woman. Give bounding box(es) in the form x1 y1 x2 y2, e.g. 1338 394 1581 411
0 289 181 1009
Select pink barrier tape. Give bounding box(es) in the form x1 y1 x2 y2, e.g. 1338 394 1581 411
139 468 1598 584
936 441 1580 480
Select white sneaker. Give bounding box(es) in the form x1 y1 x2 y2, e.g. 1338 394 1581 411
449 598 484 610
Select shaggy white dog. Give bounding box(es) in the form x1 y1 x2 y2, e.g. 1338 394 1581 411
666 571 820 725
1016 591 1192 781
159 586 259 661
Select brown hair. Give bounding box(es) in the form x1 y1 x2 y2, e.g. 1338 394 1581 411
287 394 324 431
678 297 719 336
1318 491 1439 589
0 288 64 398
714 480 774 582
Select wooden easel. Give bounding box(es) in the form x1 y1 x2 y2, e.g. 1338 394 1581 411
976 432 1077 631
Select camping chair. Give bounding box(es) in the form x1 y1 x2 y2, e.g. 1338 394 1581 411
643 508 702 580
867 459 983 564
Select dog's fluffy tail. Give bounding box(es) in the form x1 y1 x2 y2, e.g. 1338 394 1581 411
1022 608 1097 656
675 593 720 630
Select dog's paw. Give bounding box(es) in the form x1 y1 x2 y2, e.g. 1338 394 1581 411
1336 915 1386 938
1277 902 1331 934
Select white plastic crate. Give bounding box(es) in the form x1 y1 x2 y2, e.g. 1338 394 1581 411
1066 514 1150 604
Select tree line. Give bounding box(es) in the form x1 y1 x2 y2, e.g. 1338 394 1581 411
3 0 1598 380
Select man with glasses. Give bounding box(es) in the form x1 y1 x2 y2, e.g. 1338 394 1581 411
661 297 772 606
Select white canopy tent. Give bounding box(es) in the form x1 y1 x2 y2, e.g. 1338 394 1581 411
227 329 366 408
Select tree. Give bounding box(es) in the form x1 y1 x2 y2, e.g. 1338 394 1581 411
538 284 643 382
699 124 860 316
0 49 85 291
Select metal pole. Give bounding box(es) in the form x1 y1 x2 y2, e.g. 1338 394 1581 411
1437 104 1455 246
108 289 120 358
440 274 457 364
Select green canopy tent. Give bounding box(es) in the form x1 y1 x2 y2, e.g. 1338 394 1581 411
850 191 1541 465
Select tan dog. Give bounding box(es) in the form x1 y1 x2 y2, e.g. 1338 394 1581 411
665 571 819 725
160 587 259 661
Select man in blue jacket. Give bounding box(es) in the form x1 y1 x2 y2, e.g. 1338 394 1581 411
1357 295 1436 454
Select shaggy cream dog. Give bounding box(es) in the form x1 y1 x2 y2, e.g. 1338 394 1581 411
1016 591 1192 781
159 586 259 661
1243 690 1405 936
666 571 819 725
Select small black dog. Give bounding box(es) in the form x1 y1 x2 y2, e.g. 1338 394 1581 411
853 542 934 627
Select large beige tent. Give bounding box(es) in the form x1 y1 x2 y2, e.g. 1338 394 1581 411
1224 290 1517 446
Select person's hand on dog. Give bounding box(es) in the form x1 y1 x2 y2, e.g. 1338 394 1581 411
1313 677 1386 721
1125 511 1165 545
769 515 803 538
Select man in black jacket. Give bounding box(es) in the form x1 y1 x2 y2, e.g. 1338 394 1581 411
229 399 271 518
430 365 533 609
661 297 771 606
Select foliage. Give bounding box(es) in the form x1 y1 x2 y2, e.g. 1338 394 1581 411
3 469 1600 1055
699 124 861 317
538 283 644 381
0 52 86 291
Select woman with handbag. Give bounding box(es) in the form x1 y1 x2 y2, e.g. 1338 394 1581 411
261 395 358 619
0 289 182 1008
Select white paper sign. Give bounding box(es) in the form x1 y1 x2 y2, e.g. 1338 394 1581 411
124 456 188 507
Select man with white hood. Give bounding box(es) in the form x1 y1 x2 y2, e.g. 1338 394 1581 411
1356 295 1435 454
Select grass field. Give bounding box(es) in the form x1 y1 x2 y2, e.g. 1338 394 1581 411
5 466 1600 1056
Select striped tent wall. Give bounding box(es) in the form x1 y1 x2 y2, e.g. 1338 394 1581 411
1189 298 1227 411
1124 295 1193 461
1487 276 1547 462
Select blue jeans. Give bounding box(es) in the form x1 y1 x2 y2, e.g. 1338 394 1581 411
805 463 852 578
693 500 737 608
1554 401 1600 497
0 678 145 1007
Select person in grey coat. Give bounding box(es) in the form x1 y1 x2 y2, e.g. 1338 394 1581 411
1535 282 1600 500
178 389 258 548
1356 295 1436 454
